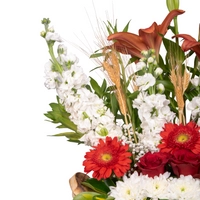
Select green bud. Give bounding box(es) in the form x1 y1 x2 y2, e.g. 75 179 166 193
40 31 46 38
97 127 108 136
166 0 179 11
41 18 51 25
82 112 90 119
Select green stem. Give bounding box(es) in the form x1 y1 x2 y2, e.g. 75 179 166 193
174 16 179 45
48 43 63 73
118 54 138 143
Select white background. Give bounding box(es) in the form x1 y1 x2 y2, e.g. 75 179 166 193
1 0 200 199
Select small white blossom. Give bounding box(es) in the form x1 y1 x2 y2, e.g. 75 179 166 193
147 56 154 63
45 32 63 42
135 61 146 71
57 44 68 55
48 26 54 32
44 61 61 89
135 73 156 91
191 77 200 87
154 67 163 76
187 96 200 120
156 83 165 93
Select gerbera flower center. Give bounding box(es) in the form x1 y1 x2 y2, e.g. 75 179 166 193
101 153 112 162
176 132 189 143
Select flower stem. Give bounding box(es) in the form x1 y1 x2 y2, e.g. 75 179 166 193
48 43 63 73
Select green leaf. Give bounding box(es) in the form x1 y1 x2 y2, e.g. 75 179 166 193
101 79 107 94
128 91 139 100
110 92 119 117
90 53 104 59
156 80 174 92
93 194 110 200
73 192 101 200
90 77 103 97
163 37 185 64
105 196 115 200
82 178 110 194
122 20 131 32
44 100 77 131
52 131 83 141
103 178 116 187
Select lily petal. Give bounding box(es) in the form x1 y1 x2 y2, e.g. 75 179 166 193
173 33 200 59
139 9 185 58
107 9 185 61
108 32 148 58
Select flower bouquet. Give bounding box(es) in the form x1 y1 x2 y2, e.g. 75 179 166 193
41 0 200 199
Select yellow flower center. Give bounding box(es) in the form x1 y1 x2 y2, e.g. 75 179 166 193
101 153 112 162
126 189 131 195
176 133 189 143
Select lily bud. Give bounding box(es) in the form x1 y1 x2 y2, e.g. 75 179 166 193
166 0 179 11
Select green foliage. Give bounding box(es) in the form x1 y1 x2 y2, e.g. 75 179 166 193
73 192 114 200
104 19 131 34
44 96 76 130
44 96 84 142
52 132 84 143
89 77 121 119
163 37 185 66
90 19 131 60
82 178 110 194
73 192 104 200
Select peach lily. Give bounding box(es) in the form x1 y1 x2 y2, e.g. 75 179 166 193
107 9 185 61
173 33 200 60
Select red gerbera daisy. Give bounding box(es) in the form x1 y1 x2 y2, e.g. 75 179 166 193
158 121 200 154
83 136 132 180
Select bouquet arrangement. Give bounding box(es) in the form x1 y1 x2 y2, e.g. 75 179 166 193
41 0 200 199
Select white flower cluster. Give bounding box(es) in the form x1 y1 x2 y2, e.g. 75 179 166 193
187 74 200 126
132 91 175 154
187 96 200 126
109 172 200 200
126 51 176 156
44 35 123 146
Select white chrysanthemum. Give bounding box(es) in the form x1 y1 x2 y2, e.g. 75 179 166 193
109 172 147 200
168 175 200 200
145 172 171 199
135 73 156 91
